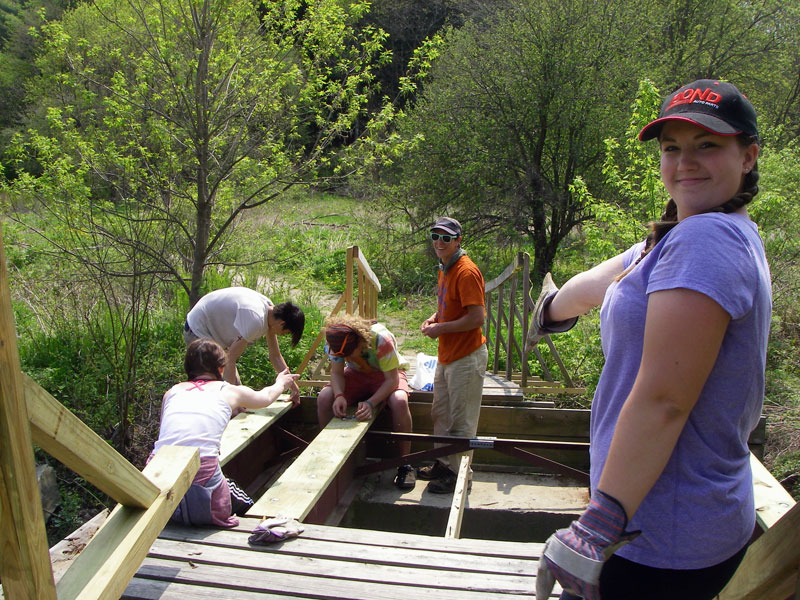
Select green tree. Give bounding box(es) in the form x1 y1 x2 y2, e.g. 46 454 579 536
4 0 420 305
2 0 433 450
0 0 70 175
383 0 647 283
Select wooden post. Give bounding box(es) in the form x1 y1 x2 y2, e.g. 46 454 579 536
0 227 58 599
345 247 355 315
520 253 531 387
493 285 504 373
506 273 518 381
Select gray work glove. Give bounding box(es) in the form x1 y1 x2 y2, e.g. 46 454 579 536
525 273 578 353
536 490 640 600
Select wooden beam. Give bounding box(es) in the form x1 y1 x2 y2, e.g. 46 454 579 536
55 444 199 600
751 452 796 531
520 252 531 388
544 335 575 388
484 252 522 293
50 509 110 583
0 228 57 600
23 373 160 508
718 501 800 600
445 455 471 539
351 246 381 293
219 399 293 466
345 247 355 314
247 413 375 521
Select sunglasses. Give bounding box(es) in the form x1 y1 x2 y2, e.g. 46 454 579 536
430 232 457 243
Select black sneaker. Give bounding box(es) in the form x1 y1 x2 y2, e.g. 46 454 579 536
428 469 457 494
416 461 451 481
394 464 416 490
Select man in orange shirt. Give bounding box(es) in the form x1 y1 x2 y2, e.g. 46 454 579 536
418 217 488 493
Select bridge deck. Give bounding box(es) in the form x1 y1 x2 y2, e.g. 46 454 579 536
122 518 556 599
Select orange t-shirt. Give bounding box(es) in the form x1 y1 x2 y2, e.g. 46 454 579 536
436 254 486 364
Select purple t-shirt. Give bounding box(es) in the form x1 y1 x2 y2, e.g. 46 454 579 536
592 212 771 569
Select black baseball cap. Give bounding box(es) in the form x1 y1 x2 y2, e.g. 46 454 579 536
639 79 758 141
430 217 462 236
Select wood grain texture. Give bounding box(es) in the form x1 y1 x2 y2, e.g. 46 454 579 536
55 445 199 600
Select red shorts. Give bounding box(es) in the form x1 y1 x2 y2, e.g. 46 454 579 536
327 368 409 403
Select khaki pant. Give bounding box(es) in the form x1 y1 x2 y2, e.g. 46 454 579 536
431 343 488 473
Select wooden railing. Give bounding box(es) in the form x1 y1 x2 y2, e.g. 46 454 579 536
484 251 581 394
296 245 380 381
0 229 199 600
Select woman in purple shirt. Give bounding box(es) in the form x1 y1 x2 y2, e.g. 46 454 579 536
534 80 771 600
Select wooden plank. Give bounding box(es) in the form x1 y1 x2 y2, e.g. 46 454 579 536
23 373 160 508
544 335 574 387
410 405 592 439
445 455 471 539
158 521 543 572
124 577 290 599
50 509 110 583
219 399 293 466
55 445 199 600
247 413 374 520
346 246 355 314
718 501 800 600
521 386 586 396
130 520 561 599
144 537 534 592
352 245 381 293
0 227 58 600
132 556 537 600
484 253 522 293
266 520 542 558
520 252 531 388
750 452 796 531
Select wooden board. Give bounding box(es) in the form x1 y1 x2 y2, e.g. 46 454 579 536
123 519 559 599
246 414 374 520
719 501 800 600
751 452 796 531
0 227 58 599
219 398 293 466
55 445 199 600
24 373 160 508
445 455 471 539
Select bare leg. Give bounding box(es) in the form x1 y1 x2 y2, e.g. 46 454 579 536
317 386 335 428
387 390 412 458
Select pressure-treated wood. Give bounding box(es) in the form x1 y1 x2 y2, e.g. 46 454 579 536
297 245 380 378
247 412 376 520
0 228 58 600
445 455 472 539
124 519 558 599
23 373 160 509
219 399 293 466
55 445 199 600
719 500 800 600
750 452 796 531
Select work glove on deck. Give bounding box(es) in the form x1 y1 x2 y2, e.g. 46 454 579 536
536 490 640 600
525 272 578 353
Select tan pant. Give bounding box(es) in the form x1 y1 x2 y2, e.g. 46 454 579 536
431 343 488 472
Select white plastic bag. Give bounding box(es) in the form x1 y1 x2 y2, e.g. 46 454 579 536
410 352 437 391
